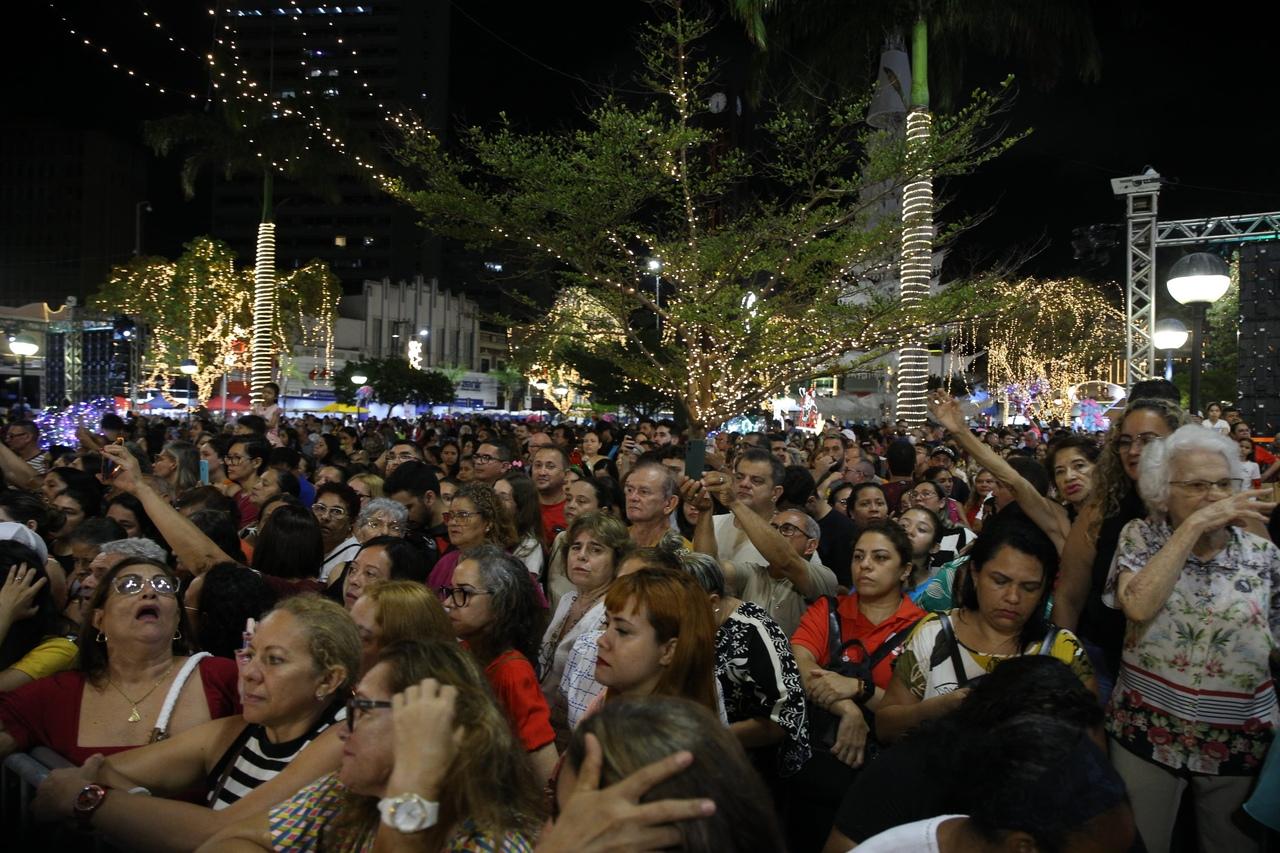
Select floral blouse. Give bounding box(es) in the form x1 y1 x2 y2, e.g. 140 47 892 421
1104 518 1280 776
715 600 810 777
268 773 535 852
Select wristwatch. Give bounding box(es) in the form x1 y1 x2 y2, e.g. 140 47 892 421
73 783 110 829
378 793 440 833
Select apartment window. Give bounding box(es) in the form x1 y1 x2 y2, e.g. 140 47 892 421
334 235 347 247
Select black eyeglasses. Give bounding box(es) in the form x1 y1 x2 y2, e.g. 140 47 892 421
437 586 493 608
346 696 393 732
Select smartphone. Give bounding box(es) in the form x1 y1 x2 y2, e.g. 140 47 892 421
684 439 706 480
199 459 210 485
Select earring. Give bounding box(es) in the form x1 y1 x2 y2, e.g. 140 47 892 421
96 631 107 643
316 690 329 702
173 628 183 640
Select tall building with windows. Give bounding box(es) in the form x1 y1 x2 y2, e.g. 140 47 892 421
212 2 450 289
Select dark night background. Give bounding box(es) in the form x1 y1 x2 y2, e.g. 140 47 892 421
4 1 1279 307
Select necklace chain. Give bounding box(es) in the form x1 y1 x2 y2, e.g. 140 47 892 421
106 661 176 723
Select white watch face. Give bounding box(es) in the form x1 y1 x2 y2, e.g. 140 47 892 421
387 795 439 832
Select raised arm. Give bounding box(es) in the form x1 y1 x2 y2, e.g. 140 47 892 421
102 444 232 575
703 476 819 598
0 437 39 491
1053 501 1100 631
680 476 717 560
928 393 1070 551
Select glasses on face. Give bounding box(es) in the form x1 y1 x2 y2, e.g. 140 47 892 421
224 454 249 465
360 516 404 535
771 522 806 538
112 573 179 597
345 696 394 732
312 504 349 518
1171 478 1243 498
387 451 419 462
471 453 498 465
437 585 493 608
7 431 32 441
1115 433 1162 452
443 510 480 524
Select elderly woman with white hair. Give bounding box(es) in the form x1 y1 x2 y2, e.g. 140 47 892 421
1104 424 1279 853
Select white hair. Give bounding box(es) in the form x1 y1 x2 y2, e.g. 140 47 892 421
356 497 408 528
99 537 168 563
1137 424 1245 515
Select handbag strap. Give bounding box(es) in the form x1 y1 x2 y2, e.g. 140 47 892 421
150 652 211 743
823 595 843 667
937 612 971 688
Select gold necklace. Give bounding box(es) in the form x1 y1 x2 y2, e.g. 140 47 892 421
106 661 176 723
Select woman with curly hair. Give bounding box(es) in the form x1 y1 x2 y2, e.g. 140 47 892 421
439 544 558 783
424 482 518 590
1055 397 1187 679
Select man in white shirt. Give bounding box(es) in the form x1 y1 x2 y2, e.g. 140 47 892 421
694 448 837 634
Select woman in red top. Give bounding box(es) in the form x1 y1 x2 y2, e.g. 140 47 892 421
0 558 239 764
440 543 557 784
787 522 924 852
792 521 925 767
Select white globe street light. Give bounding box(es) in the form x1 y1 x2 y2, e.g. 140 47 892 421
8 334 38 411
350 373 368 385
179 359 199 376
1152 318 1188 383
1166 252 1229 415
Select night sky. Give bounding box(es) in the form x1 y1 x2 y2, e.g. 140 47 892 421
6 2 1280 302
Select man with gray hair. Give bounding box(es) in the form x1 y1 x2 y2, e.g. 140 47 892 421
78 538 168 603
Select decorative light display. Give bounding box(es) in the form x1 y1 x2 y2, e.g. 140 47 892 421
952 277 1128 424
34 399 116 449
897 108 934 427
95 237 340 406
251 222 277 405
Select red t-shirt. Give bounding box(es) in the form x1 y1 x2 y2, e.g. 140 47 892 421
484 650 555 752
791 594 925 689
539 500 567 545
0 656 241 765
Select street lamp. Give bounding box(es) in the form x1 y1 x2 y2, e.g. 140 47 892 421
646 258 662 331
8 334 38 413
1152 319 1189 383
179 359 199 375
350 373 368 385
1166 252 1229 415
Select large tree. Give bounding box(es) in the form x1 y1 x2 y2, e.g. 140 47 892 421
144 100 350 404
92 237 341 402
388 2 1015 431
729 0 1102 423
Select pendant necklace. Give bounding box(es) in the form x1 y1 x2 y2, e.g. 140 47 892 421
107 661 176 723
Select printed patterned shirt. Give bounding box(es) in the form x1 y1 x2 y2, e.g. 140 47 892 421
1104 519 1280 776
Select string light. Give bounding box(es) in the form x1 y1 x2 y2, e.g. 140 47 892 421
897 107 934 427
46 1 203 101
251 223 277 405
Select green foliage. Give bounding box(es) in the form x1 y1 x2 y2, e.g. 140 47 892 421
335 358 455 408
387 1 1016 427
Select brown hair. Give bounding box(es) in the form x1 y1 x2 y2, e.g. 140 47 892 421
328 639 543 846
453 482 518 549
602 568 717 714
362 580 452 648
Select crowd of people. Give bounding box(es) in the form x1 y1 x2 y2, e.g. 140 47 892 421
0 377 1276 852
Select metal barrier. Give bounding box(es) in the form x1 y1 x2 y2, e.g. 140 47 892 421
1 747 74 834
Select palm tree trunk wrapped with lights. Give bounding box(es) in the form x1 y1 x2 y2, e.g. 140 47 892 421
896 16 932 426
251 170 276 406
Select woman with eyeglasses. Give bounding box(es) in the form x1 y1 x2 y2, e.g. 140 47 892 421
200 639 541 852
352 497 408 545
0 558 239 764
1102 426 1279 853
539 513 631 744
440 545 558 783
31 594 360 851
424 482 518 592
1055 397 1187 678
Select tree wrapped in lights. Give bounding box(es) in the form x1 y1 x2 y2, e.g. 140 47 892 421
967 277 1126 423
388 2 1014 431
92 237 341 403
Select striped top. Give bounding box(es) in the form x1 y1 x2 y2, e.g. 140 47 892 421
207 700 345 810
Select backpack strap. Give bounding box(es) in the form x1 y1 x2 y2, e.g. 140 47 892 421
1038 625 1061 656
823 596 843 667
938 612 971 688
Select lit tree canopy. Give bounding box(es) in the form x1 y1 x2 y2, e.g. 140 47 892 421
92 237 341 400
386 3 1017 429
960 277 1127 422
